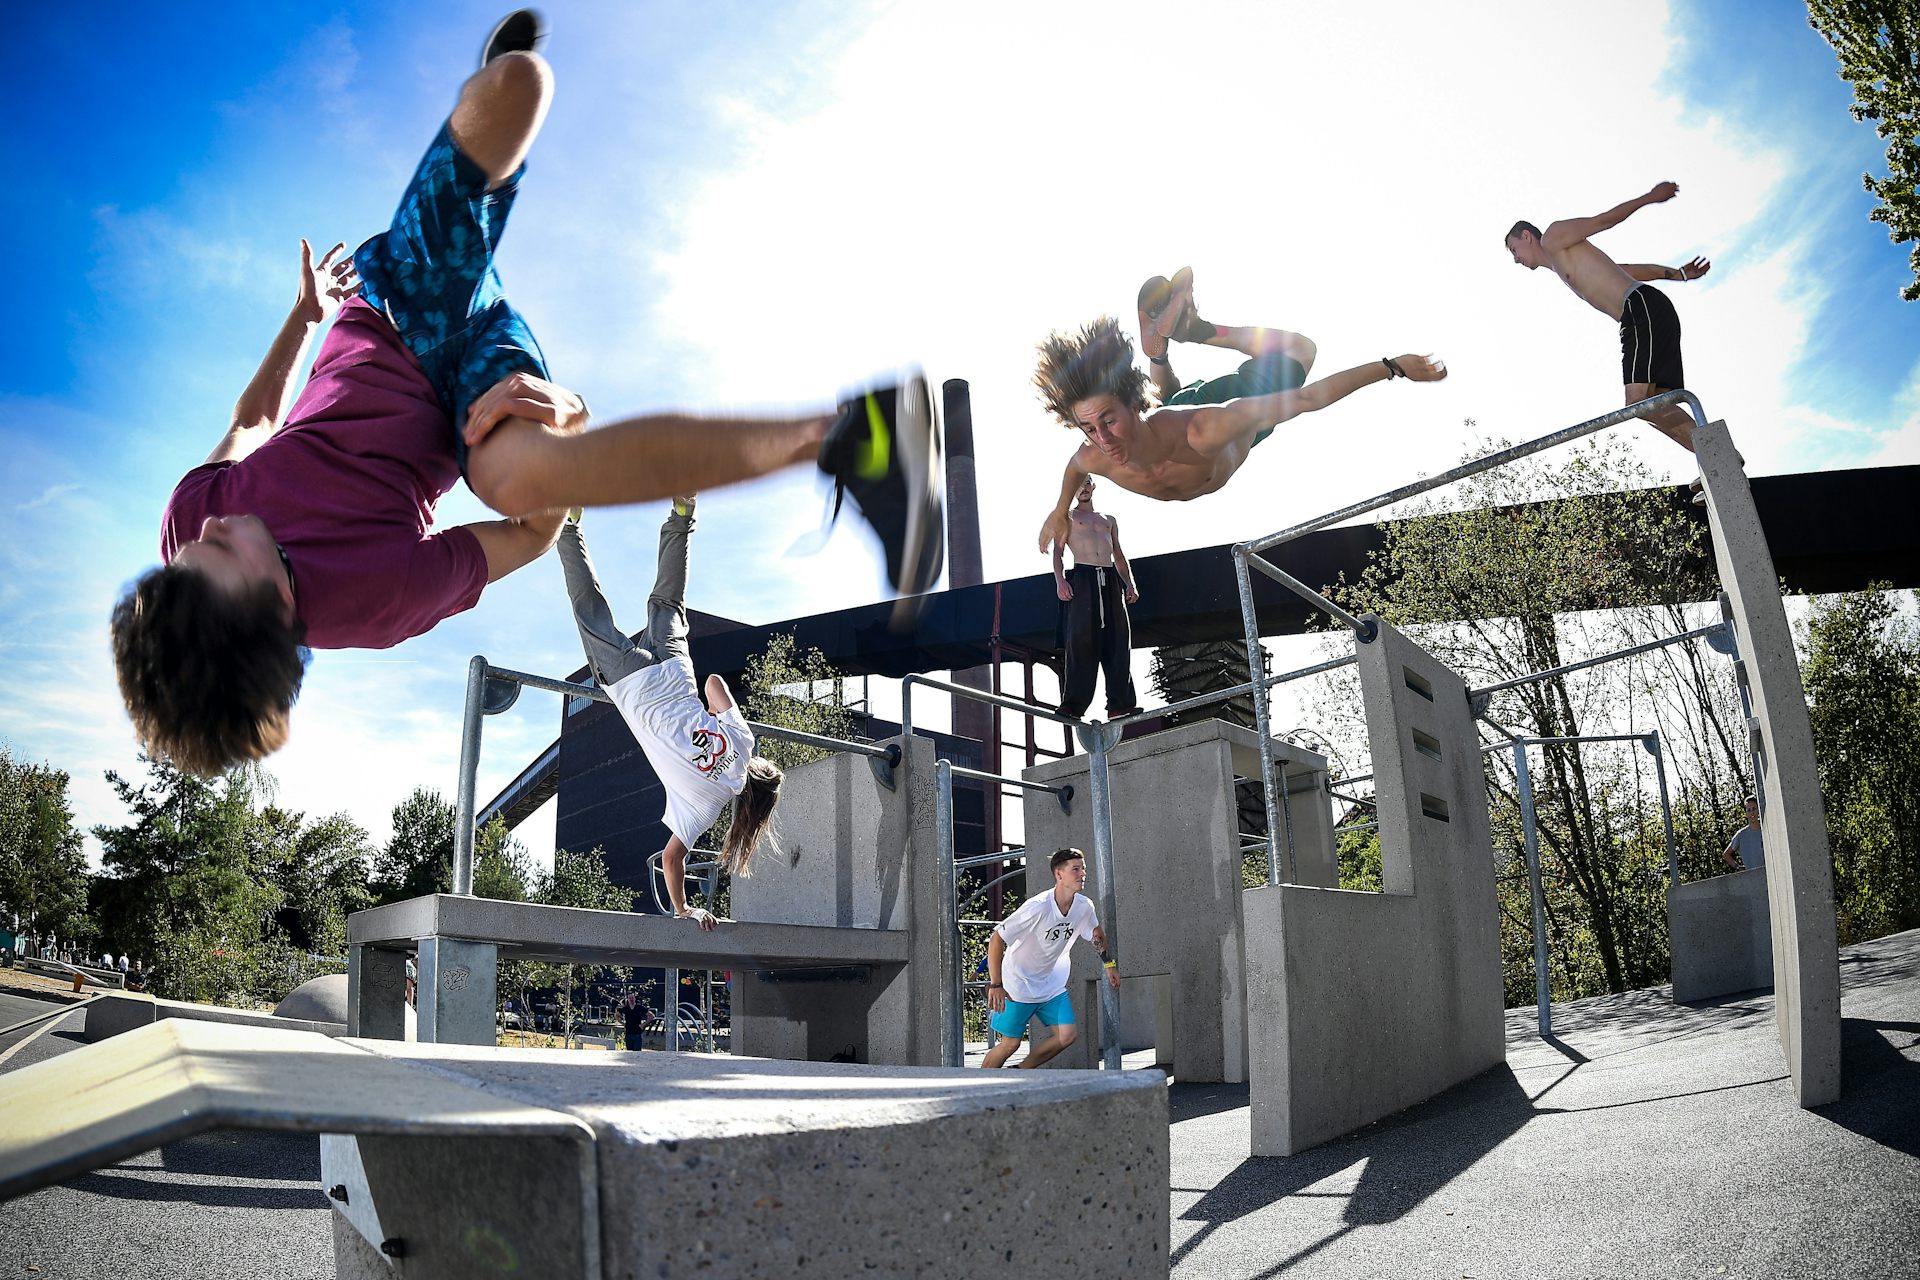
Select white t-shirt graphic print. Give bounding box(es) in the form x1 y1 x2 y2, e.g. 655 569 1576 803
604 655 754 848
993 888 1100 1003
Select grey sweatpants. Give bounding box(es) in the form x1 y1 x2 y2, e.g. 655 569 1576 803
557 506 693 687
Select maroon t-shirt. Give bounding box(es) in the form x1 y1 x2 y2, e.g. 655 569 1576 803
161 299 486 650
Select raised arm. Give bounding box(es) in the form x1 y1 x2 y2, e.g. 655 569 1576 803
1622 256 1712 283
704 673 736 716
1542 182 1679 251
1109 516 1138 604
1186 355 1446 455
207 240 360 465
1037 453 1092 555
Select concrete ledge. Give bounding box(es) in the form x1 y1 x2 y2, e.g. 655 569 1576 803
1671 869 1773 1001
85 991 346 1043
19 957 123 989
347 1040 1172 1278
349 893 908 971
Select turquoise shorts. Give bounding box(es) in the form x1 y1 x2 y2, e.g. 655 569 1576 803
990 989 1075 1038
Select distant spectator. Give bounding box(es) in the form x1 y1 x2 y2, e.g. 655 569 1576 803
118 954 131 974
125 960 149 993
1721 795 1765 874
622 992 650 1051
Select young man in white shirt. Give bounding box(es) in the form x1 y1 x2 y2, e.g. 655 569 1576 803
983 848 1120 1069
557 498 782 930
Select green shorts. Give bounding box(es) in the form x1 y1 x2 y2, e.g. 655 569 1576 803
1166 353 1306 448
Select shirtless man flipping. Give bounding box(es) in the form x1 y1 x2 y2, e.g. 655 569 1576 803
1504 182 1712 479
1034 268 1445 556
1052 477 1140 720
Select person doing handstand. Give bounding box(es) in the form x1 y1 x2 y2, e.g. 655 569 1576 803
112 10 940 778
1504 182 1713 494
1035 266 1444 555
1052 477 1140 721
983 848 1120 1069
558 499 780 931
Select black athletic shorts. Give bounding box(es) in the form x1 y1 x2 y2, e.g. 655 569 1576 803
1619 284 1683 389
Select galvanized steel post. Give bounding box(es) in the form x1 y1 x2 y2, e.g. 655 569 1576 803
934 760 963 1068
452 655 487 897
1079 722 1125 1071
1512 740 1551 1037
1646 732 1680 888
1232 548 1285 884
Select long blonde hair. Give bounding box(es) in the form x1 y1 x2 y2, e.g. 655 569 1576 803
722 757 783 876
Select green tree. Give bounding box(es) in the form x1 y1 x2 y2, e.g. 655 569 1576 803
1808 1 1920 300
0 745 92 950
1329 435 1730 1000
1802 588 1920 942
371 787 454 904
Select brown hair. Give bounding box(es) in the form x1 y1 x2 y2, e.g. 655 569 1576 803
1505 220 1543 244
1033 316 1151 426
110 565 309 777
722 756 783 876
1050 847 1085 873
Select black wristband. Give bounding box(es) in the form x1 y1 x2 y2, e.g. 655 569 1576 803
1149 353 1170 366
1382 357 1406 379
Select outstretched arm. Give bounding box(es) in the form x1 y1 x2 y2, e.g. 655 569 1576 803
1543 182 1679 251
1037 454 1091 555
662 835 716 930
207 240 360 465
704 673 736 716
1187 355 1446 454
1623 257 1712 283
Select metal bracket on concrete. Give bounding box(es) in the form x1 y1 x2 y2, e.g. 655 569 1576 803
1055 783 1074 816
867 741 901 793
1469 690 1492 720
1074 722 1123 755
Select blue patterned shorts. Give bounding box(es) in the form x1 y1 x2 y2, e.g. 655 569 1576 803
352 122 549 478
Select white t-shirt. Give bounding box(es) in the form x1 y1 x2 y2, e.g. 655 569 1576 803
993 889 1100 1004
1731 824 1765 873
604 656 755 848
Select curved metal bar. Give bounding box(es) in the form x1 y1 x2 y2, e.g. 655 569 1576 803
1241 554 1378 642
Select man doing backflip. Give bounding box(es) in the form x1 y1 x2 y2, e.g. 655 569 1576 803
1504 182 1712 490
1034 266 1445 556
983 848 1120 1069
111 11 941 777
1052 477 1140 721
557 500 778 932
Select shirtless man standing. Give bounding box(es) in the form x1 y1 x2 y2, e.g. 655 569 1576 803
1504 182 1713 485
1033 268 1445 556
1052 477 1140 720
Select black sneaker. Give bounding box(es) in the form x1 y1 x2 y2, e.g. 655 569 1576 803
819 373 944 629
481 9 547 67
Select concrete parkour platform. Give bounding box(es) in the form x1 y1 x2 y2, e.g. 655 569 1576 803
0 1019 1168 1279
349 734 958 1066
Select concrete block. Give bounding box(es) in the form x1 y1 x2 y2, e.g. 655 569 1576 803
1245 618 1505 1155
347 1039 1171 1279
85 991 347 1042
83 993 156 1041
1021 717 1333 1082
1670 869 1774 1002
1697 421 1842 1105
730 734 948 1065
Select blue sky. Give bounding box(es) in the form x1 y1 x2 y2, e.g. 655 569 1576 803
2 0 1913 867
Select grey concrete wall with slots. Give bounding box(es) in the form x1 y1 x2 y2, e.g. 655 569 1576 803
729 733 946 1065
1670 868 1773 1001
329 1040 1170 1280
1696 420 1841 1104
1245 617 1505 1156
1019 719 1335 1082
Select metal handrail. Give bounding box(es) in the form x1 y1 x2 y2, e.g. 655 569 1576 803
1108 653 1359 728
901 672 1083 739
947 764 1069 799
1468 624 1725 699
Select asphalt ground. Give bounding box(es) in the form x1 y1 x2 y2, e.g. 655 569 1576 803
0 932 1914 1279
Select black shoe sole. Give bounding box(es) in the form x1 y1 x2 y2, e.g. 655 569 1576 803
481 9 547 67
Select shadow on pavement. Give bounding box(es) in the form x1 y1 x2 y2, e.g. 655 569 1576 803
1819 1016 1920 1160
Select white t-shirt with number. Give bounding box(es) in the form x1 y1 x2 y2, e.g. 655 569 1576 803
604 655 754 848
993 888 1100 1004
